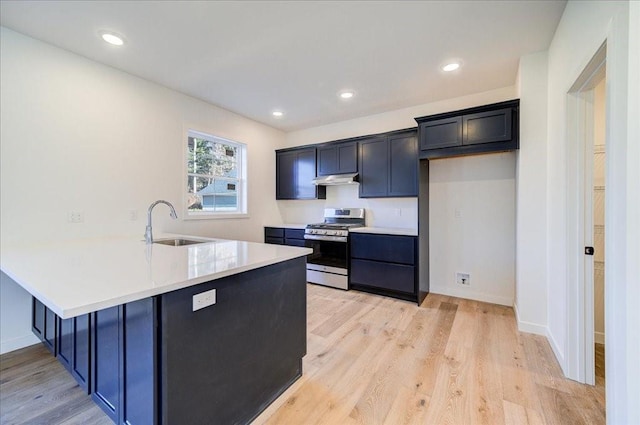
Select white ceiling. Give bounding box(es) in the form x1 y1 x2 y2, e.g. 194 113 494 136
0 1 566 132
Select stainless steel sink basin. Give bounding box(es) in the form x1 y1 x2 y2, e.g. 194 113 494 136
153 238 207 246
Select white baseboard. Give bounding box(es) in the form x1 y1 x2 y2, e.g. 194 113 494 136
513 302 548 335
546 328 567 375
429 284 513 307
594 331 605 345
0 334 40 355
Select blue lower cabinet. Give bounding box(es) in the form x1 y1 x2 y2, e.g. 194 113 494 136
351 259 415 294
92 299 156 425
57 314 91 393
265 227 307 247
31 297 56 355
350 233 420 303
33 297 90 392
92 306 120 423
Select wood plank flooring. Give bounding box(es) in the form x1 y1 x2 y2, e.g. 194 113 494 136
0 285 605 424
595 343 605 381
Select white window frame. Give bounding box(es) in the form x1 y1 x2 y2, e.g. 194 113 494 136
184 129 248 219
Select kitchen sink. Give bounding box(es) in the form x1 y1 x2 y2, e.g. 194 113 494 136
153 238 208 246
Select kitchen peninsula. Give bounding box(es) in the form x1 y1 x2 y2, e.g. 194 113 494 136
0 235 311 425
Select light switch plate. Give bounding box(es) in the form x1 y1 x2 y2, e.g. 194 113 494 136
193 289 216 311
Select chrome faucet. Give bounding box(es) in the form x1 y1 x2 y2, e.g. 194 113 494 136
145 200 178 244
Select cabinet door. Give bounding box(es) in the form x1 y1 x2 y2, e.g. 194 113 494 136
56 314 90 393
92 306 120 423
318 145 339 175
44 306 56 354
296 149 318 199
122 298 156 425
92 301 156 425
463 108 512 145
31 297 57 354
337 142 358 173
359 138 388 197
419 116 462 150
388 133 418 197
318 142 357 175
276 151 296 200
57 317 73 370
32 297 45 340
72 314 91 392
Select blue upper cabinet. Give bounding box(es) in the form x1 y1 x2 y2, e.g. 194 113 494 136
419 116 462 150
276 147 326 200
359 130 418 198
359 137 388 197
317 141 358 175
416 99 519 159
388 132 418 197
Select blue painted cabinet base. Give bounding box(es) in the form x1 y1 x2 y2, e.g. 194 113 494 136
33 257 307 425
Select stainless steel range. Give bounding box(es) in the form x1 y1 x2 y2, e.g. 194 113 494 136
304 208 365 290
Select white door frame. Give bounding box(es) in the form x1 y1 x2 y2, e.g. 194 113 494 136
565 43 606 385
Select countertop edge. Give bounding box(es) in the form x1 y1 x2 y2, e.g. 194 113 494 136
349 227 418 236
1 234 312 319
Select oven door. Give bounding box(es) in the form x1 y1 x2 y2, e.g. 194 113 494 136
304 238 348 270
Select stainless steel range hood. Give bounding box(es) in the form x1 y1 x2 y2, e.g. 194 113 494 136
311 173 359 186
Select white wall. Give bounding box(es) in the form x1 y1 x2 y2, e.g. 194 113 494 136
0 28 285 353
429 153 516 306
544 1 639 422
515 51 549 335
284 87 518 306
277 185 418 229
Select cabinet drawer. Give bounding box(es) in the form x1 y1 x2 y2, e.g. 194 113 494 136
350 233 416 265
265 227 284 238
285 239 306 247
265 237 285 245
350 259 415 294
284 228 305 239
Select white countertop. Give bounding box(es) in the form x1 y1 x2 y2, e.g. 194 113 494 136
0 234 311 319
264 223 307 229
350 227 418 236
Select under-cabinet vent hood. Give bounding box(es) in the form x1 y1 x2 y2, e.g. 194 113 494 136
312 173 359 186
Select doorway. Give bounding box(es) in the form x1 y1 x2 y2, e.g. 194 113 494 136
566 42 606 386
591 76 606 386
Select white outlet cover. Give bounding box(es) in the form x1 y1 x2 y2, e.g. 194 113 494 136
193 288 216 311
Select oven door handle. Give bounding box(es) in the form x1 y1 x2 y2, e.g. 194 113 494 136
304 234 348 243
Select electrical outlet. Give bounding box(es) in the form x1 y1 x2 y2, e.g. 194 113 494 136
454 208 462 219
395 208 402 217
128 209 138 221
193 289 216 311
456 272 470 286
67 211 84 223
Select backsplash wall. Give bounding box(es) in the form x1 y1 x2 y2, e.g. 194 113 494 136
277 184 418 228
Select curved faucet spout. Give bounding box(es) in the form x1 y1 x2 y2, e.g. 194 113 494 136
145 200 178 244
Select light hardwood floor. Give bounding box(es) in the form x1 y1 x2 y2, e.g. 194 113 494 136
0 285 605 424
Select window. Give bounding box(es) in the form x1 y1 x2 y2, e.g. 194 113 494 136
186 130 246 217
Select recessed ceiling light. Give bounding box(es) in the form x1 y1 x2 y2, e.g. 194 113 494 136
100 31 125 46
339 91 355 99
272 111 284 117
442 62 460 72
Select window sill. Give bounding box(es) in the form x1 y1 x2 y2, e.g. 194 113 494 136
183 212 249 220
